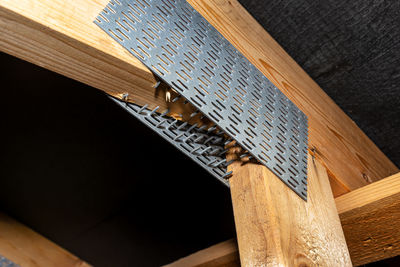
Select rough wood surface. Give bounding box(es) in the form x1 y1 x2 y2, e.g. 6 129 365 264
228 155 351 266
336 172 400 266
169 171 400 266
163 239 240 267
0 213 90 267
0 0 397 196
239 0 400 170
188 0 398 193
0 0 162 108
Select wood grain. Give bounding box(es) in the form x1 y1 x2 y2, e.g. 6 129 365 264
188 0 398 192
0 0 397 196
167 172 400 266
0 0 213 128
0 0 163 108
163 239 240 267
0 213 90 267
336 172 400 266
228 155 351 266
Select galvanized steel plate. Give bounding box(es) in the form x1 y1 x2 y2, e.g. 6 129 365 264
109 96 231 187
0 255 19 267
95 0 309 199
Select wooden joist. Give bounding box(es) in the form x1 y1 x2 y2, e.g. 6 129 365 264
0 0 161 108
336 172 400 266
0 213 90 267
0 0 398 196
166 172 400 266
162 239 240 267
165 239 238 267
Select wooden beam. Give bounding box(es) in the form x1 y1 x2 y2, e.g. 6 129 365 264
165 240 238 267
0 213 90 267
336 172 400 266
162 239 239 267
0 0 397 196
0 0 162 108
167 172 400 266
228 155 351 266
188 0 399 193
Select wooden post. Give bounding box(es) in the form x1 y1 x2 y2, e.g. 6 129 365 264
165 172 400 266
229 155 352 266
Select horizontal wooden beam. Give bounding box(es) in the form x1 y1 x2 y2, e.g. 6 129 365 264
0 0 397 196
0 0 162 108
336 172 400 266
189 0 399 194
0 213 90 267
162 239 239 267
166 172 400 266
164 239 238 267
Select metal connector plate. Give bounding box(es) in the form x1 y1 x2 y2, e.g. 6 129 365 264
109 96 231 187
0 255 19 267
96 0 309 199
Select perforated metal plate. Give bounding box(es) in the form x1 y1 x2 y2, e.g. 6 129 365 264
96 0 309 199
109 96 231 186
0 255 19 267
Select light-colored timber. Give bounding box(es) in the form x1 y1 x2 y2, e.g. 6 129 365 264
0 213 90 267
0 0 160 107
228 154 351 266
166 154 352 266
0 0 398 196
163 239 236 267
166 172 400 266
336 172 400 266
162 239 240 267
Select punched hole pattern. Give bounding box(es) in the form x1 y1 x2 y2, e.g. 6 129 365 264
96 0 309 200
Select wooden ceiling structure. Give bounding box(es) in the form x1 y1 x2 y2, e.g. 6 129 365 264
0 0 399 266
